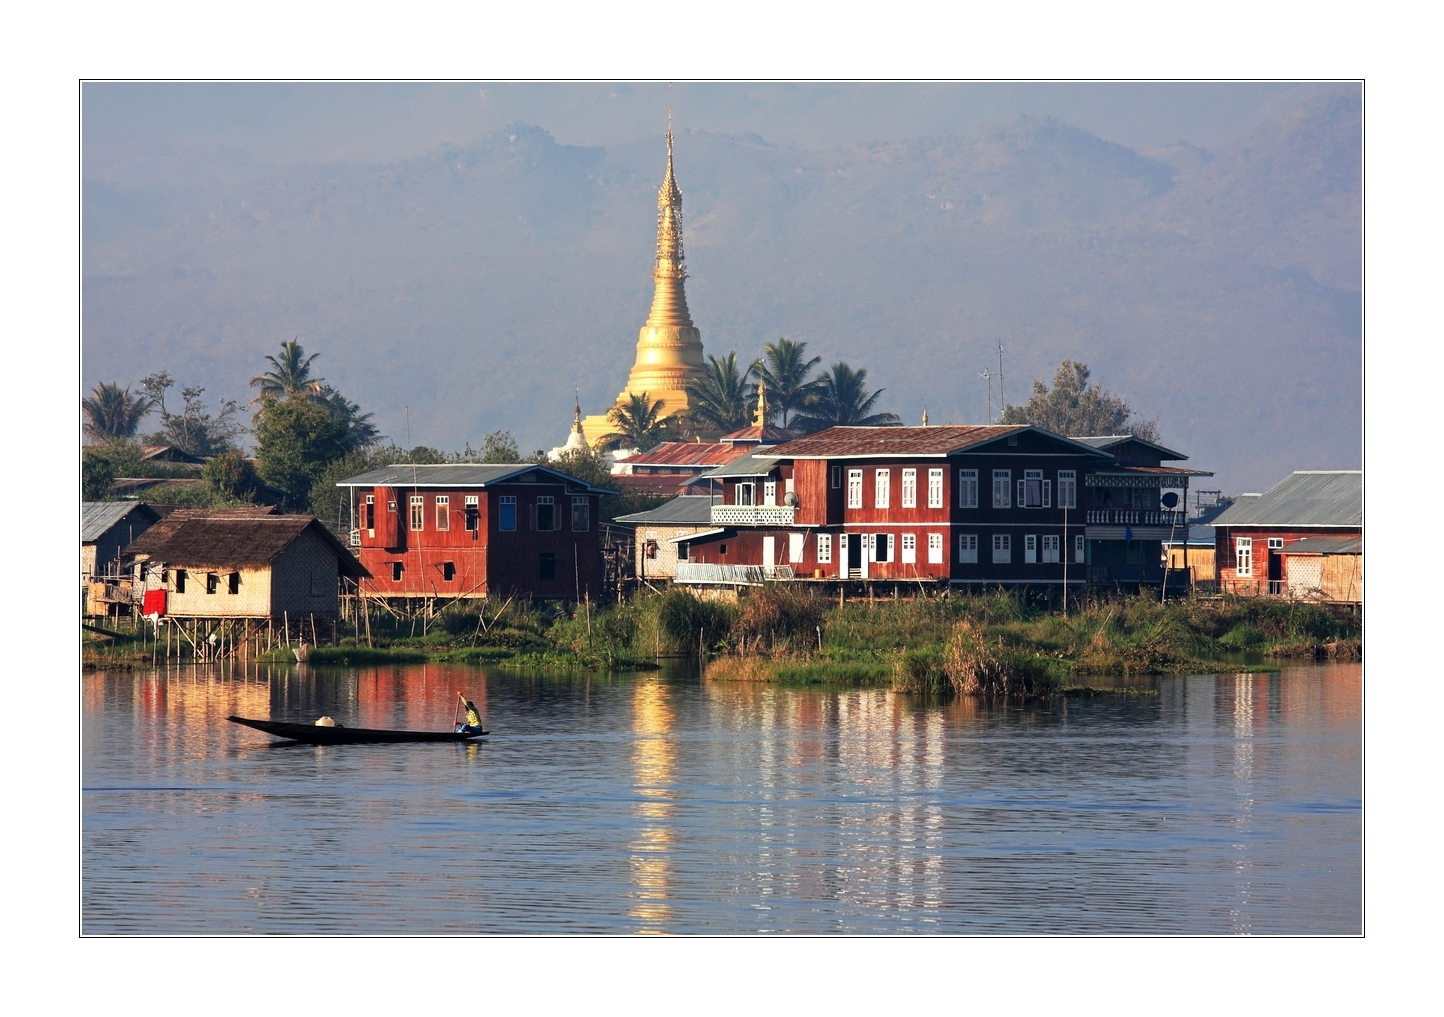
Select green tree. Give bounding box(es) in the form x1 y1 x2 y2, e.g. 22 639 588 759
752 337 822 428
480 429 521 463
1001 360 1160 441
600 392 672 452
685 353 755 434
202 451 260 501
249 338 323 402
140 374 245 456
254 398 350 510
791 362 900 433
82 381 154 443
82 449 116 500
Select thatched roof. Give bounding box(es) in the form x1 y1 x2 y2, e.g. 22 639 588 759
123 514 368 578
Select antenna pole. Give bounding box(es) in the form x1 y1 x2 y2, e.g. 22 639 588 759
997 343 1005 413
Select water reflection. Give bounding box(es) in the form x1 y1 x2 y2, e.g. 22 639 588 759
629 676 676 932
84 662 1361 934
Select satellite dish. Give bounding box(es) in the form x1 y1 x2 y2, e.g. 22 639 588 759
1160 492 1180 509
784 491 799 507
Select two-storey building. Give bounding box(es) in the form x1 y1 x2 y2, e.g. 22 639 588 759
335 463 617 603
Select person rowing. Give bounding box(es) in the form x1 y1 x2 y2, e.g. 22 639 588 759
455 694 485 735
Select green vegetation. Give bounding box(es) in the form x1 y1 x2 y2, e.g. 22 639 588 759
1001 359 1159 442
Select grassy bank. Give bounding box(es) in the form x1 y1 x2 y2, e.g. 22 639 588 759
83 587 1358 695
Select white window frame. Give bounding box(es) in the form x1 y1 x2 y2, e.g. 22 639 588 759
875 469 891 509
817 533 833 564
1267 537 1284 550
464 494 480 532
409 495 425 531
927 468 944 509
958 534 978 564
571 496 590 532
1023 470 1045 509
901 532 917 564
737 482 755 506
1236 537 1253 577
498 495 517 532
992 533 1012 564
1024 534 1038 563
788 531 805 564
871 532 893 563
1042 534 1060 563
927 532 943 564
1075 534 1085 563
958 469 978 509
365 494 375 536
901 469 917 508
1058 470 1077 510
435 495 450 531
847 469 863 509
764 480 777 506
993 470 1011 509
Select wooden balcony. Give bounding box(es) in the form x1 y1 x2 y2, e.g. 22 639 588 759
710 505 795 527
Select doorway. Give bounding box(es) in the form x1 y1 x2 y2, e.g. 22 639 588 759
845 534 866 579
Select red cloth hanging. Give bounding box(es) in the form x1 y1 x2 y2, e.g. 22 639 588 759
143 589 167 616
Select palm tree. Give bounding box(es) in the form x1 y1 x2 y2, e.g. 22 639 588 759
752 337 822 428
685 352 756 434
600 392 671 452
790 362 900 434
82 381 154 443
250 338 323 403
318 385 381 452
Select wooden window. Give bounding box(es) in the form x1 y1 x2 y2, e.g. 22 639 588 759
644 539 659 559
539 553 557 581
571 497 590 532
1021 470 1049 508
1058 471 1077 510
465 495 479 532
958 534 978 564
498 496 516 531
442 561 455 582
901 469 917 508
817 533 833 564
409 496 425 531
435 496 450 531
175 569 187 594
831 465 842 489
993 470 1011 509
228 572 240 594
872 533 892 562
847 469 863 509
536 496 556 531
927 469 944 509
874 469 890 509
1235 537 1253 577
719 544 728 556
927 533 943 563
365 495 375 534
392 562 404 581
958 469 978 509
1268 537 1284 550
205 573 218 595
737 483 755 506
901 532 917 564
992 533 1012 564
1024 534 1038 563
1042 534 1060 563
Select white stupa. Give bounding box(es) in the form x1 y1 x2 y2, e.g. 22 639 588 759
548 395 591 462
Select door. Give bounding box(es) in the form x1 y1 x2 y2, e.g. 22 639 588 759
762 536 775 568
845 534 865 578
789 532 805 565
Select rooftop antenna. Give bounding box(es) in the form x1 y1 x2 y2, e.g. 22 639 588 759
997 343 1006 413
979 368 993 424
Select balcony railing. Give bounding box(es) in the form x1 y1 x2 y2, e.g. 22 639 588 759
710 505 795 527
1085 510 1186 526
675 563 795 585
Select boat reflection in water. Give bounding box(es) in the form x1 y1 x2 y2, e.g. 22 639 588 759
628 675 676 933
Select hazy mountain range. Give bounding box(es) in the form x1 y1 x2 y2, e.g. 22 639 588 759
82 85 1360 493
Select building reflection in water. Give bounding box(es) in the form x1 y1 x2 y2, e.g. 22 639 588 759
629 676 677 933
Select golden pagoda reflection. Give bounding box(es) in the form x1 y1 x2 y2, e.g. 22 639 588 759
628 675 677 933
582 126 707 443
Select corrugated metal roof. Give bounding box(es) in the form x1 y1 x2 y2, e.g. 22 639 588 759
123 514 369 578
1074 435 1190 460
82 501 157 542
623 442 749 468
1280 535 1362 555
719 425 798 445
697 450 782 479
1090 466 1214 477
763 424 1112 459
1210 471 1362 528
334 463 616 494
613 495 716 525
1162 525 1219 546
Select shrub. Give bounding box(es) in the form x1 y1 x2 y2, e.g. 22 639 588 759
736 585 826 650
655 589 735 653
944 623 1057 696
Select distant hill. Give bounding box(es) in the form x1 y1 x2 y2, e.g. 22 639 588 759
81 86 1360 492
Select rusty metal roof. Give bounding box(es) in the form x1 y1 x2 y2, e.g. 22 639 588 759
719 425 798 445
762 424 1111 459
124 514 369 578
335 463 617 494
622 442 749 469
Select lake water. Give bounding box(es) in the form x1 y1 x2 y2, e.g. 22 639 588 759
82 661 1361 934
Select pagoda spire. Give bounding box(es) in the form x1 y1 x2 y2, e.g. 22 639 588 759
754 376 769 428
645 126 693 328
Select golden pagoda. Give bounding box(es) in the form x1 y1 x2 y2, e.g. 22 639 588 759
582 127 708 445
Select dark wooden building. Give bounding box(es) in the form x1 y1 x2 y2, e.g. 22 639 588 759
336 463 616 602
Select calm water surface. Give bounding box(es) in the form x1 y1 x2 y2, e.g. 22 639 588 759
83 662 1361 934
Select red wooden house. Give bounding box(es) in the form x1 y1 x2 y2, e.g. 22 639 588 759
336 464 616 602
671 425 1209 590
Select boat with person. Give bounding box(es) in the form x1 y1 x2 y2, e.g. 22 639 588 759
228 694 489 745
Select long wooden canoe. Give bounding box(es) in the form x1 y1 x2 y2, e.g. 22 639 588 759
228 715 488 745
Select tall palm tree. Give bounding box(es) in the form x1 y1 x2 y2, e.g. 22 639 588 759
685 352 755 434
82 381 154 443
790 362 900 434
600 392 671 452
249 338 323 403
752 337 822 428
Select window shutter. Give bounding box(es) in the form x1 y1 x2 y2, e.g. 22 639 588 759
1017 479 1025 507
1043 480 1051 507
